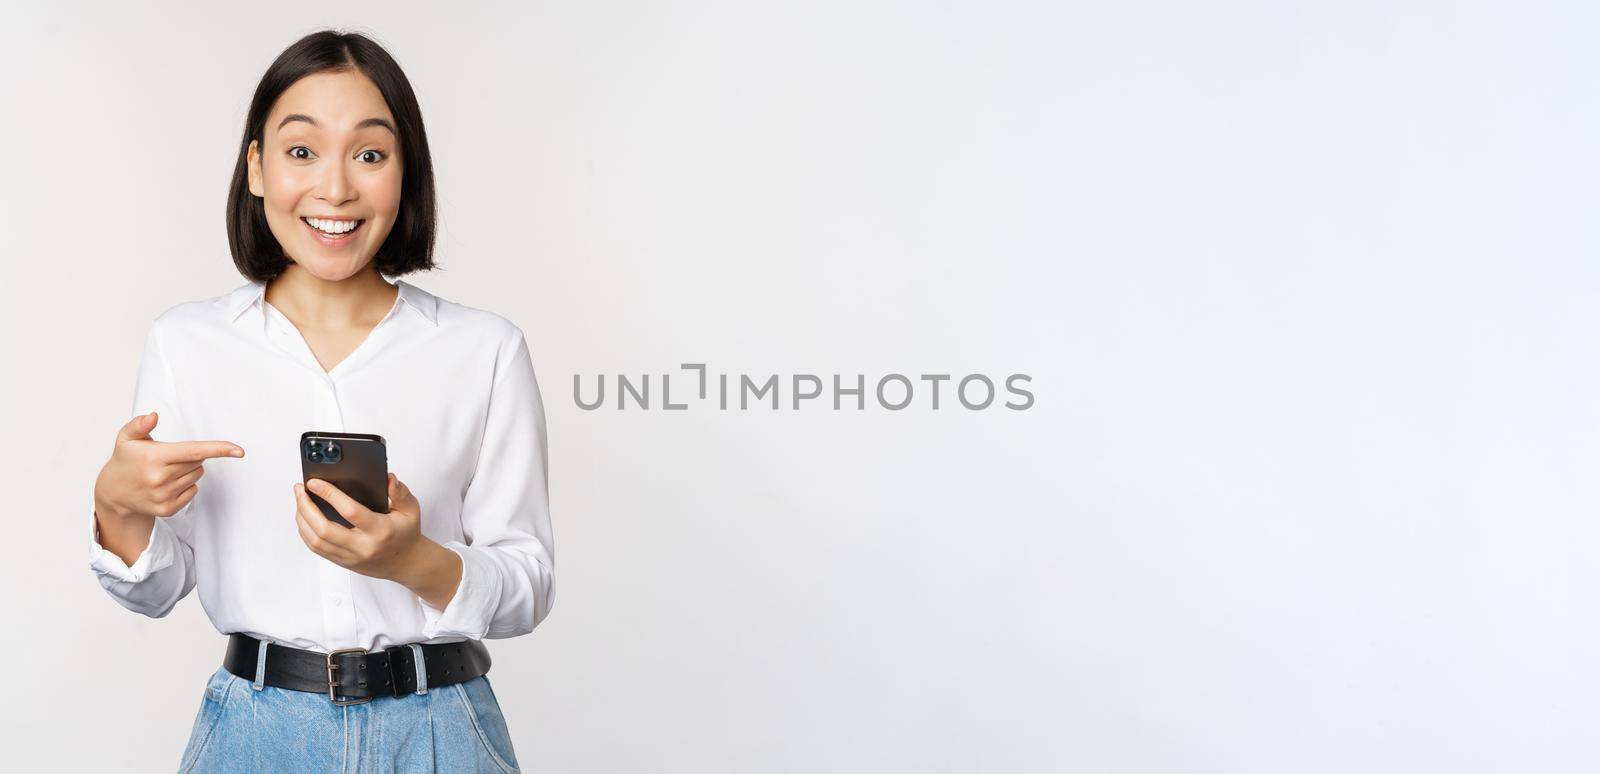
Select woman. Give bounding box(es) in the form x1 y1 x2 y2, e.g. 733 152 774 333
88 30 552 773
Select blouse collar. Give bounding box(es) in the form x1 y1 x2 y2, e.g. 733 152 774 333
226 278 438 327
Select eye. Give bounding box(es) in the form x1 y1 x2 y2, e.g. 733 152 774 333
359 149 387 164
288 146 316 161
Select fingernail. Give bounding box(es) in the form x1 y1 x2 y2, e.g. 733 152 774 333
231 448 244 457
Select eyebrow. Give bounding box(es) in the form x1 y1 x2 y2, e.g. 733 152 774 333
276 114 397 136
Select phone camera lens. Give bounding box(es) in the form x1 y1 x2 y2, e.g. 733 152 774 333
309 450 323 462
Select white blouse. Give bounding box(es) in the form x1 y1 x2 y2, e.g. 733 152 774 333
87 279 556 652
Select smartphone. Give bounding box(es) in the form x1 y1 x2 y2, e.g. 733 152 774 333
300 431 389 528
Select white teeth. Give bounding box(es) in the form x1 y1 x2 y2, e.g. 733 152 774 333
305 218 359 235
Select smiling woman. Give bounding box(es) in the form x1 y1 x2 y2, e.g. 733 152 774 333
89 29 551 774
227 38 435 284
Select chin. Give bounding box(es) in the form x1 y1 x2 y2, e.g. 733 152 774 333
286 255 373 282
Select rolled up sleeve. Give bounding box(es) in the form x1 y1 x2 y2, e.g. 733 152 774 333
88 513 196 617
420 329 556 639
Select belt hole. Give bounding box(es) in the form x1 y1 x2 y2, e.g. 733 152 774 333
359 680 366 687
359 663 367 670
384 678 390 685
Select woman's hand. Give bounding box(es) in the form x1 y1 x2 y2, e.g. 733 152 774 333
94 411 245 564
292 473 464 610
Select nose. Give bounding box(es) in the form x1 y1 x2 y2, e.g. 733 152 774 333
315 155 357 207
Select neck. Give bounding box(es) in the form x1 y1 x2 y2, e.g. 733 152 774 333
264 265 398 329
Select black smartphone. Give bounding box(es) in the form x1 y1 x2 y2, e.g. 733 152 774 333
300 431 389 528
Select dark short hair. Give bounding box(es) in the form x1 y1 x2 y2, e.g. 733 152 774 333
226 30 437 282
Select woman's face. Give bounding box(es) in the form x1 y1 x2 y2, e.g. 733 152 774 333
247 69 402 282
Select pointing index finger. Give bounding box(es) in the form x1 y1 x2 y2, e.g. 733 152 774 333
155 440 246 463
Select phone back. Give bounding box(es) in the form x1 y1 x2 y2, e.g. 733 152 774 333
300 431 389 528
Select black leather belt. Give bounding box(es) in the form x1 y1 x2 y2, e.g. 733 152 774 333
222 633 491 705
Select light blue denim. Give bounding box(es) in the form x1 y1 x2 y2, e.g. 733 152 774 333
178 666 521 773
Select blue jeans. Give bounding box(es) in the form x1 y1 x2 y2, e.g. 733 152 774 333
178 666 521 773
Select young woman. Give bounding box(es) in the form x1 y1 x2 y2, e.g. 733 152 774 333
88 30 553 773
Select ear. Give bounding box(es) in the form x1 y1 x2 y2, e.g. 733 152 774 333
247 139 264 198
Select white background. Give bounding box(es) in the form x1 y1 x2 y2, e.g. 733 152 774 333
2 1 1596 771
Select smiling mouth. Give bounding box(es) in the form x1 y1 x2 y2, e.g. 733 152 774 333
300 217 366 244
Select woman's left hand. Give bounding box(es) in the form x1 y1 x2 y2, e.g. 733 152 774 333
292 474 465 609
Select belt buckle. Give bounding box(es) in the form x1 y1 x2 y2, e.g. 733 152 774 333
326 647 372 706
